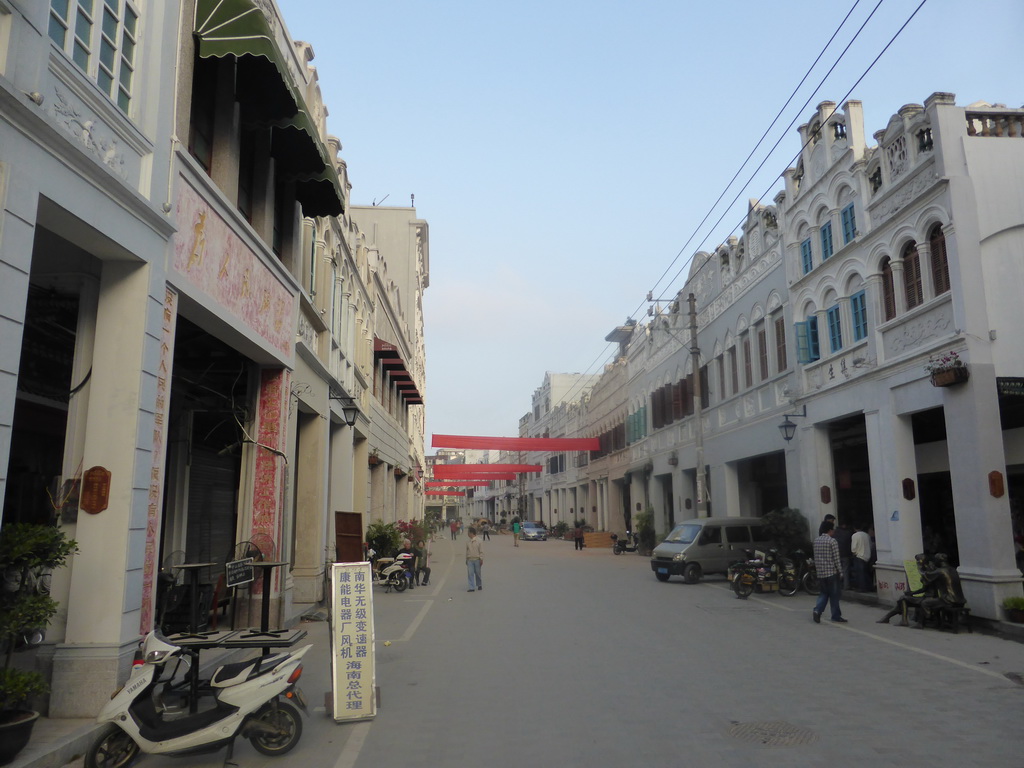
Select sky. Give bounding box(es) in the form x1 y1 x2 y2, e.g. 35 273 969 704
276 0 1024 444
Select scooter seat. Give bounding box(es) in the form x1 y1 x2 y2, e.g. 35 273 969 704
211 652 290 688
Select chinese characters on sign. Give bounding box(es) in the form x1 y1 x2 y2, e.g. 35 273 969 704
141 287 177 634
330 562 376 721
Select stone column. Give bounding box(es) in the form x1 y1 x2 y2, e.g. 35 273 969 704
51 261 153 717
864 406 922 605
292 410 327 606
943 363 1019 619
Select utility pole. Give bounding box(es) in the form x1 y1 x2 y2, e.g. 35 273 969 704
688 293 708 517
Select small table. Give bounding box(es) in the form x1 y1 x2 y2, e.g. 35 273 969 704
221 627 308 649
172 562 218 639
240 561 289 653
165 630 240 713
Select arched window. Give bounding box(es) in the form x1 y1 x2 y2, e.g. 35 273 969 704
881 257 896 321
903 242 923 309
930 224 950 295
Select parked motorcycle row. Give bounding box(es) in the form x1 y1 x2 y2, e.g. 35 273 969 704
727 548 818 599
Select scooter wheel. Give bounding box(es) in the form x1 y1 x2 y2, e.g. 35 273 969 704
85 725 140 768
733 575 754 599
612 546 622 555
391 576 408 592
778 574 799 596
249 700 303 756
802 571 819 595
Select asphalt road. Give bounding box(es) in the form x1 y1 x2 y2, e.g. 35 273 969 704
66 531 1024 768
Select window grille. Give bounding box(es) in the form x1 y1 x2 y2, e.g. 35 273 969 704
49 0 139 114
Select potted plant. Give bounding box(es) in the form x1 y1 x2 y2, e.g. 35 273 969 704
634 507 657 556
1002 596 1024 623
0 524 77 765
926 350 969 387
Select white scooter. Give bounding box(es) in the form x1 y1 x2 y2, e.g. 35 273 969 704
85 632 311 768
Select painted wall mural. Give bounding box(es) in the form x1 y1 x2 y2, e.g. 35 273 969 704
172 180 295 358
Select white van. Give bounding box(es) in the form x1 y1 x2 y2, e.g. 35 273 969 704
649 517 771 584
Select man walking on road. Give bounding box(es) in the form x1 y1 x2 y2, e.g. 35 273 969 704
813 519 846 624
466 527 484 591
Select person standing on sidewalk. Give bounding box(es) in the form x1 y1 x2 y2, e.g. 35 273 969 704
413 539 431 586
450 519 459 540
511 518 521 547
574 521 585 551
851 523 872 592
813 519 846 623
466 527 484 591
482 520 491 541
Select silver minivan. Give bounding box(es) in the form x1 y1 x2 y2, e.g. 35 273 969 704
650 517 771 584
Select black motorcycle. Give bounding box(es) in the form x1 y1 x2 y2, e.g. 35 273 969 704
728 548 798 598
791 548 819 595
611 531 640 555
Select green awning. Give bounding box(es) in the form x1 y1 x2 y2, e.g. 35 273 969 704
194 0 344 216
293 167 347 219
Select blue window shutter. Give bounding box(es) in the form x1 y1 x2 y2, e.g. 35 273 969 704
795 321 810 363
841 204 856 244
801 239 813 274
851 290 867 341
808 316 820 360
821 222 834 260
827 306 842 352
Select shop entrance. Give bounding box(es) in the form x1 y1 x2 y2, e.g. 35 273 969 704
161 317 250 568
3 226 99 527
829 415 874 530
911 407 959 565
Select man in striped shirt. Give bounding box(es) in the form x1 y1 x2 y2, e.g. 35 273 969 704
812 519 847 623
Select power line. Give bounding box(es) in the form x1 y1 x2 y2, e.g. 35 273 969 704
661 0 926 296
552 0 880 411
550 0 930 418
644 0 868 305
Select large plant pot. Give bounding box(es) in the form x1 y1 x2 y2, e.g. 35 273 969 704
1004 608 1024 624
0 710 39 766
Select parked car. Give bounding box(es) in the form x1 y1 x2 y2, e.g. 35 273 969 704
521 521 547 541
650 517 771 584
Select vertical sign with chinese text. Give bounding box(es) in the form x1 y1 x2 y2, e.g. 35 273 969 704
330 562 376 721
140 286 177 633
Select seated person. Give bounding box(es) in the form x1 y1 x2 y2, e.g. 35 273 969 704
914 553 966 629
877 553 936 626
395 540 416 589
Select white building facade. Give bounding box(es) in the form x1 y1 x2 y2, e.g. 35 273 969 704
1 0 427 716
506 93 1024 621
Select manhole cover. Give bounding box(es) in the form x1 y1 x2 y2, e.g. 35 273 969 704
728 721 817 747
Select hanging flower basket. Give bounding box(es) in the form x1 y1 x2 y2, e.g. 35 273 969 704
930 367 969 387
926 351 969 387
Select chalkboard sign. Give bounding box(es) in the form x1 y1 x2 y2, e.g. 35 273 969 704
225 557 254 588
